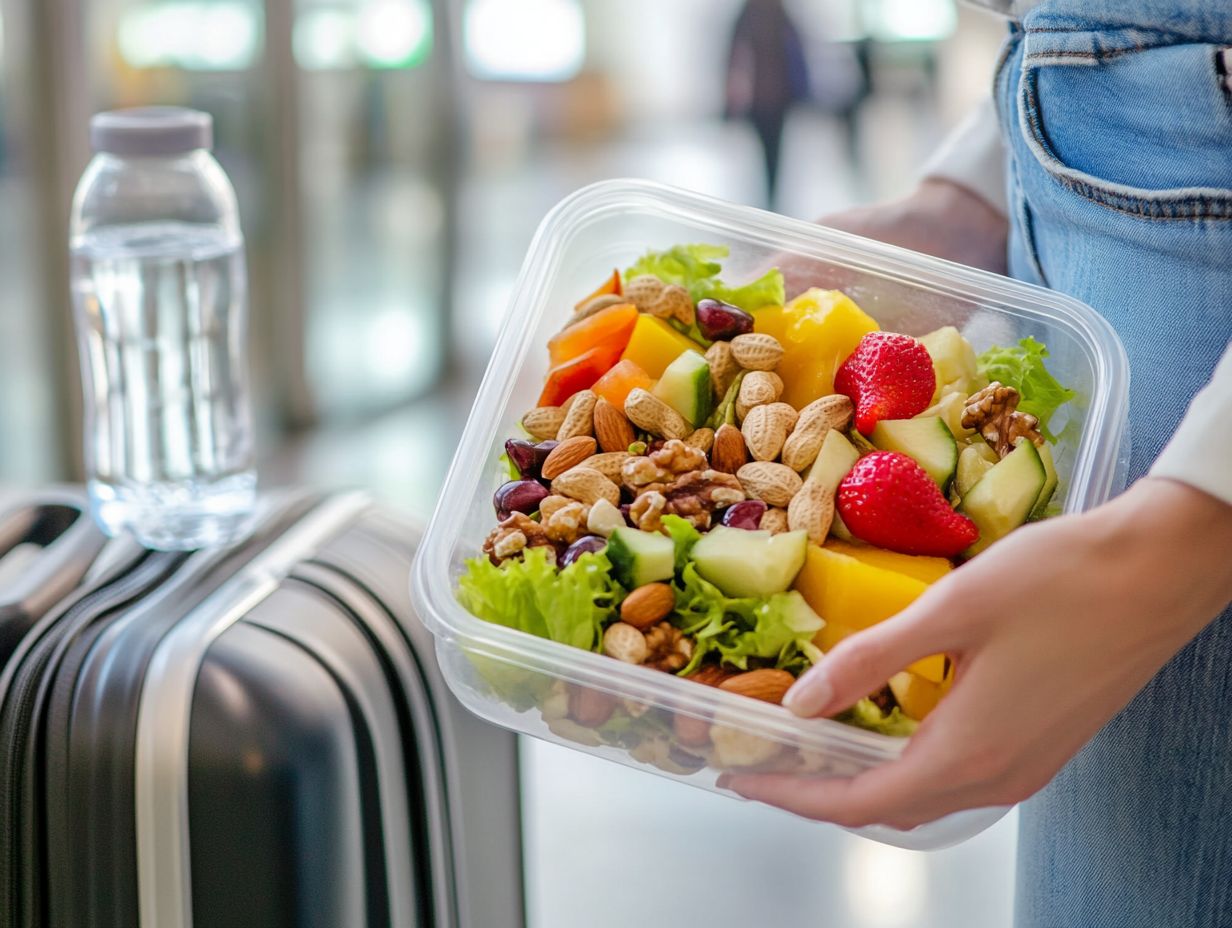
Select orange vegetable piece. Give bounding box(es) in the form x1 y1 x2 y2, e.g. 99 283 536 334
548 303 638 367
591 359 654 410
537 343 624 407
574 269 622 311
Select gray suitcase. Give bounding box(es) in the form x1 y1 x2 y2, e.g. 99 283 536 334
0 489 523 928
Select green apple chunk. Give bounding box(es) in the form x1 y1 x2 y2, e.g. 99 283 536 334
920 325 980 399
690 527 808 598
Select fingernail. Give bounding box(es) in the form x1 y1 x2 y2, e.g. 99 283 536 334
783 672 832 717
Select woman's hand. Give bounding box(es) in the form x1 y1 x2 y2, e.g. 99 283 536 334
776 178 1009 297
720 478 1232 830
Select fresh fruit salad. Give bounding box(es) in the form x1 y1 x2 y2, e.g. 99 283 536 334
458 243 1075 761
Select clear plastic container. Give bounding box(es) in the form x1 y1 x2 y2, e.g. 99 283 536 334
412 180 1129 850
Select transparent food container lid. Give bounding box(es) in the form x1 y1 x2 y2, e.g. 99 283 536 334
413 179 1129 850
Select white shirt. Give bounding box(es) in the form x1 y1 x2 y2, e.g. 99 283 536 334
919 103 1232 506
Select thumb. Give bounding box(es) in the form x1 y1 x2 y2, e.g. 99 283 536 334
784 585 963 719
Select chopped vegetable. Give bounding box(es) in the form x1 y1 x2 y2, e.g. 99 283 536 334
457 548 622 652
625 244 785 313
977 336 1076 442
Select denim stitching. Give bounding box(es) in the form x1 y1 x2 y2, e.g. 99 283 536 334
1018 67 1232 221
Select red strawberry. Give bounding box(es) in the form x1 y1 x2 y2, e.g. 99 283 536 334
837 451 978 558
835 332 936 434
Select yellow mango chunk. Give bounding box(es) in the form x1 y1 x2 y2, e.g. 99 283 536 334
619 315 700 379
889 671 944 721
794 546 946 682
823 539 954 584
755 288 879 410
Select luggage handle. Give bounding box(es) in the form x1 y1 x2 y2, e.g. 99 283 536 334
134 492 371 928
0 492 108 623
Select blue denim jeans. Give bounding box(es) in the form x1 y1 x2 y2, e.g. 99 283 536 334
995 3 1232 926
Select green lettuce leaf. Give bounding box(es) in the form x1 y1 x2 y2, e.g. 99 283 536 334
457 547 622 652
661 514 702 573
977 336 1077 442
671 563 822 675
625 244 785 313
840 698 918 737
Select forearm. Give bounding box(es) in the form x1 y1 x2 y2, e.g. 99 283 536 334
1092 477 1232 646
819 178 1009 274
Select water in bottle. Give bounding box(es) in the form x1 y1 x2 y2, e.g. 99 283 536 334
70 108 256 550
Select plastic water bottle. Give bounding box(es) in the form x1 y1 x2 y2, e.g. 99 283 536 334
69 107 256 550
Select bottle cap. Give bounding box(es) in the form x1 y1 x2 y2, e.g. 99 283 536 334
89 107 213 157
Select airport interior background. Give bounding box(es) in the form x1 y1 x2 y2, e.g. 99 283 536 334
0 1 1019 924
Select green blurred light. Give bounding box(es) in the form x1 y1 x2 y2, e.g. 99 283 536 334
356 0 432 69
867 0 956 42
293 1 431 71
117 1 261 70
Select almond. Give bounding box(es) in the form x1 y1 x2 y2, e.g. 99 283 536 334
552 465 620 506
736 370 783 421
556 390 597 440
522 406 565 440
719 668 796 704
737 461 803 507
741 402 797 462
787 479 835 544
673 712 713 747
568 684 617 727
620 582 676 629
686 664 737 687
684 427 715 454
583 451 631 482
541 435 597 480
593 397 637 452
759 507 789 534
710 424 749 474
624 387 690 440
705 340 741 399
730 333 784 371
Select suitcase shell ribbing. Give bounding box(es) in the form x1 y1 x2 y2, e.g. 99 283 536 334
0 490 523 928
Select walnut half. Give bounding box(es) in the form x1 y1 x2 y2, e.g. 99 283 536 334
961 382 1044 458
482 512 553 563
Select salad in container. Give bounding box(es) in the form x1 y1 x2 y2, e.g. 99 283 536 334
412 180 1128 850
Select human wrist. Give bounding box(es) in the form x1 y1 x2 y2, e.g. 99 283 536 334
1102 477 1232 634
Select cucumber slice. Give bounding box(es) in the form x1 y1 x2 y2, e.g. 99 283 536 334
690 527 808 598
1030 442 1059 520
653 350 712 428
606 527 675 588
955 444 995 498
871 416 958 490
959 439 1047 556
807 429 860 491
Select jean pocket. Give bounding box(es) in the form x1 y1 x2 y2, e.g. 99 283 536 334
1017 41 1232 220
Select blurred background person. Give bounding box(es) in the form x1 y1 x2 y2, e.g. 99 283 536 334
723 0 809 207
